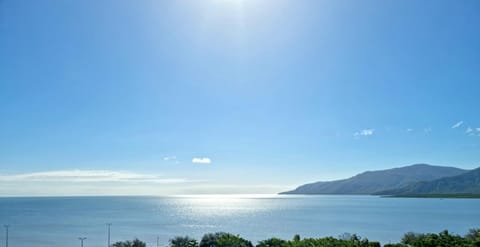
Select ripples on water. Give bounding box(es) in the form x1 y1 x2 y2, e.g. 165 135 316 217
1 195 479 247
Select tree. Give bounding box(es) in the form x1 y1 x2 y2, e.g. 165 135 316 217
401 232 424 245
113 239 146 247
200 232 227 247
170 236 199 247
199 232 252 247
465 228 480 241
256 238 288 247
292 234 301 242
401 230 471 247
216 233 253 247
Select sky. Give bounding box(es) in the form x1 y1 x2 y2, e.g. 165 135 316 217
1 0 480 196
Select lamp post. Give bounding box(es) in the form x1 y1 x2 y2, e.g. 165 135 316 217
79 237 87 247
4 225 9 247
107 223 112 247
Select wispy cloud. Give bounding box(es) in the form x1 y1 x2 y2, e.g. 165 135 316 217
0 170 193 184
406 128 413 132
451 121 463 129
163 156 180 164
354 129 374 136
465 127 480 136
163 156 176 161
192 157 212 164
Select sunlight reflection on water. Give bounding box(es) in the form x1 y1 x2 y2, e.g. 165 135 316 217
165 194 284 217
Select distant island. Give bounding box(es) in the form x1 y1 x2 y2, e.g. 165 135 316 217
281 164 480 197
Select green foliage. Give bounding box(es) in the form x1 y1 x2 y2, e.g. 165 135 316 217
113 229 480 247
170 236 199 247
257 238 288 247
280 236 380 247
465 228 480 241
257 234 380 247
112 239 146 247
292 234 301 242
200 232 227 247
216 233 253 247
200 232 252 247
401 230 478 247
401 232 423 245
339 233 361 241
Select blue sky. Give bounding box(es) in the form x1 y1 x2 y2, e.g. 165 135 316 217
1 0 480 195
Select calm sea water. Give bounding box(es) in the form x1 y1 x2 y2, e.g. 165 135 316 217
0 195 479 247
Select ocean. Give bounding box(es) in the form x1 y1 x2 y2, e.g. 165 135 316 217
1 195 479 246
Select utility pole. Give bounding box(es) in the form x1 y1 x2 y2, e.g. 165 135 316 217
156 236 159 247
4 225 9 247
79 237 87 247
107 223 112 247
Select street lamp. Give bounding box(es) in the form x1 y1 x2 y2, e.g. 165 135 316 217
4 225 9 247
79 237 87 247
107 223 112 247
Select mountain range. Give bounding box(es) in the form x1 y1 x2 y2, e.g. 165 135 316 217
376 167 480 196
281 164 480 196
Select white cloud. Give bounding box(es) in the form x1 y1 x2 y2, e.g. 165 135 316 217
0 170 192 184
466 127 473 134
163 156 176 161
354 129 374 136
451 121 463 129
192 157 212 164
406 128 413 132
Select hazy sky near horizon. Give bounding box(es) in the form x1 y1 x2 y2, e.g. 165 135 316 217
1 0 480 195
